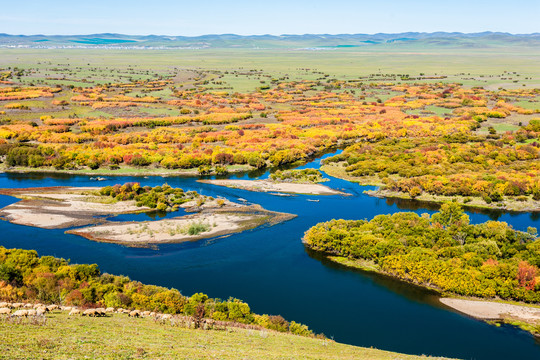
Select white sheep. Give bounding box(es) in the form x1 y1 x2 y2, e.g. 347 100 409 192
12 309 28 317
0 308 11 316
69 308 81 316
36 308 47 316
82 309 97 317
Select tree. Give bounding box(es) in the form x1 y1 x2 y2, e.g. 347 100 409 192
517 261 537 290
431 202 470 229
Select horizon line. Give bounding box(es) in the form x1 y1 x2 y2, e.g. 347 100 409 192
2 31 540 38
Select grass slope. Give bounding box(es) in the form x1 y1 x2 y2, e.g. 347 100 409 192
0 312 450 360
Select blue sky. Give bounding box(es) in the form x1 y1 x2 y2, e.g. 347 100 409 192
1 0 538 36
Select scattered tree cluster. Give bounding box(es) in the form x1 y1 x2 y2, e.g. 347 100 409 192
99 183 199 212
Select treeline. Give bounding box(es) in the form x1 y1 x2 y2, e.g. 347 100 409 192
0 246 314 337
304 203 540 302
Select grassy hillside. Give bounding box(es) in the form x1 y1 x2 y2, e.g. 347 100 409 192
0 311 451 360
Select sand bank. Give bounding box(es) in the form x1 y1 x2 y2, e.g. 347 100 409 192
67 204 295 246
440 298 540 323
198 179 347 196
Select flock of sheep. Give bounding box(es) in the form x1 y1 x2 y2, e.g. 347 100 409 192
0 301 174 321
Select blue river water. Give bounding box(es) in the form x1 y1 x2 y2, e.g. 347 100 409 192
0 151 539 360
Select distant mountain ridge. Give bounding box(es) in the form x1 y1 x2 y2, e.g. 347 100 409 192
0 32 539 49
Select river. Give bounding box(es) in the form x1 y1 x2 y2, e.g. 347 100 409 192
0 151 539 360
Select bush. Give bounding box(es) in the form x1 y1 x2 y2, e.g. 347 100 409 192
187 221 210 235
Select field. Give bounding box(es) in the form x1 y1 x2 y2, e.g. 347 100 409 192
0 311 450 360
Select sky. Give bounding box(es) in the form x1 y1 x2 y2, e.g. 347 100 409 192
1 0 539 36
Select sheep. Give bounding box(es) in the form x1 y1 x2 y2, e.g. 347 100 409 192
36 308 47 316
24 303 33 308
82 309 97 317
47 305 59 311
142 311 151 317
149 312 156 317
0 302 9 308
0 308 11 316
61 306 72 312
105 307 115 313
69 308 81 316
160 314 172 321
33 303 43 309
128 310 141 317
26 309 37 317
95 308 106 317
11 303 23 309
12 310 28 317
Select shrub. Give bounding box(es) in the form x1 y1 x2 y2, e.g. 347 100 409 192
187 221 210 235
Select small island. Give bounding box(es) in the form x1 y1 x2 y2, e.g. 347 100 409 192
0 183 295 246
68 203 294 246
199 169 347 196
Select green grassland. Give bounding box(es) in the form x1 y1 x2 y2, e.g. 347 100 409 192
0 312 450 360
1 45 538 125
2 45 540 92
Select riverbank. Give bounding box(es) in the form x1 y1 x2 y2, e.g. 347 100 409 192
319 253 540 337
198 179 348 196
364 189 540 213
322 164 540 212
0 164 254 177
440 298 540 336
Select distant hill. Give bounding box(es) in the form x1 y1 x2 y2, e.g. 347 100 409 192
0 32 539 49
